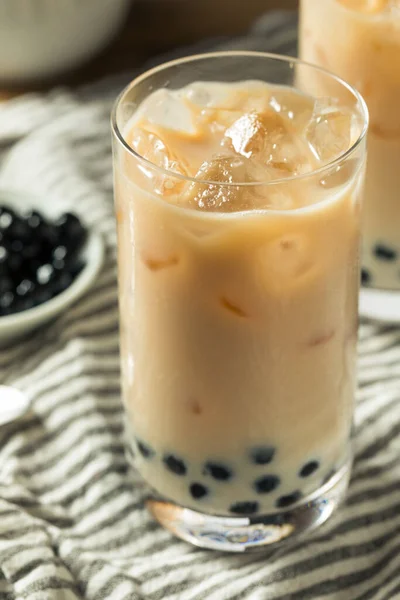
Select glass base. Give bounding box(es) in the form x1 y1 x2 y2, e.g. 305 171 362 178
146 458 351 552
359 286 400 324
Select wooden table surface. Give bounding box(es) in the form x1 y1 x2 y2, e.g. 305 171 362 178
0 0 298 99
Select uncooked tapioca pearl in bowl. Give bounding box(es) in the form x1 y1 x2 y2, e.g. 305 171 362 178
0 189 104 344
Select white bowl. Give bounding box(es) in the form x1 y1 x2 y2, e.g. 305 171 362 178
0 0 132 83
0 189 104 344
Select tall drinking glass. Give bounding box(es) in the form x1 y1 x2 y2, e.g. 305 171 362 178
300 0 400 322
112 52 368 552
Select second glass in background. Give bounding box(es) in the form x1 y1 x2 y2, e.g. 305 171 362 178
300 0 400 321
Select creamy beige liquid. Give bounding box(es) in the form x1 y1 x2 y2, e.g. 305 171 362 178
115 81 364 516
300 0 400 289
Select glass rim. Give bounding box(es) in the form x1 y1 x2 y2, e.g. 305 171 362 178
111 50 369 188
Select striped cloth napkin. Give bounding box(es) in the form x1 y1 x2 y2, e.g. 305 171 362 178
0 11 400 600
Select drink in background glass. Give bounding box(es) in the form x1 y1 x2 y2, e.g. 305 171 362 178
112 52 368 552
300 0 400 322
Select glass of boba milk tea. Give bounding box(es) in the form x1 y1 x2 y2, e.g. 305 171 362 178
300 0 400 322
112 52 368 552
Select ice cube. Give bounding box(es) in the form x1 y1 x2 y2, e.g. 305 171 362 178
197 107 244 137
184 156 245 211
185 82 231 108
184 153 297 212
186 83 260 136
231 85 272 114
188 99 242 137
224 111 288 159
130 124 189 196
224 110 314 176
187 81 271 109
268 89 315 130
137 88 196 134
305 100 354 163
268 136 315 176
186 83 273 141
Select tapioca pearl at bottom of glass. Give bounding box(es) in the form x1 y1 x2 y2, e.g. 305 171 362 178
276 491 302 509
189 482 209 500
230 501 260 516
249 446 276 465
253 474 280 494
299 460 320 478
163 454 187 476
373 243 397 262
361 268 372 286
203 462 233 481
137 439 155 459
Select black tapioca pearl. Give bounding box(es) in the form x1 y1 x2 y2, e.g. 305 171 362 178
25 210 44 230
203 462 232 481
39 223 59 249
52 258 66 272
53 245 67 262
0 209 15 232
190 483 209 500
36 264 55 286
254 474 280 494
250 446 275 465
0 276 13 295
21 241 41 262
374 244 397 262
361 268 371 286
0 247 9 278
17 297 35 312
276 491 302 508
11 239 23 253
137 440 154 459
163 454 187 476
9 218 33 244
52 271 74 296
230 501 259 515
55 212 87 252
32 286 53 307
69 260 85 279
0 246 7 263
16 279 35 298
0 291 15 311
299 460 320 478
7 252 23 275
